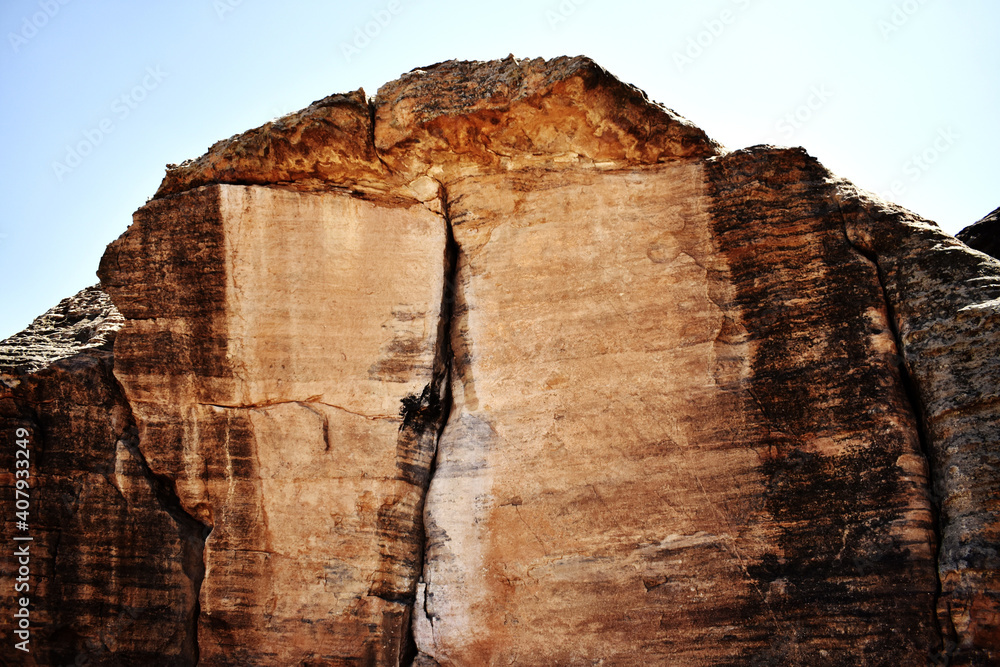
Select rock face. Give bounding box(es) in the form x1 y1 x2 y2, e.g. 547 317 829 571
1 288 202 666
2 56 998 665
98 185 450 665
958 206 1000 260
841 194 1000 662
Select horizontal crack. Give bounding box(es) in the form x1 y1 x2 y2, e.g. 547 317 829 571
197 400 394 421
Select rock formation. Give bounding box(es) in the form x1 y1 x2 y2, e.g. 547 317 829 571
0 285 122 375
958 207 1000 260
1 287 202 665
2 56 998 666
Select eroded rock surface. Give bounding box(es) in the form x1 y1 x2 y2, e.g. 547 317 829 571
98 184 451 665
3 56 998 665
0 285 122 375
414 147 945 665
1 291 201 666
841 191 1000 665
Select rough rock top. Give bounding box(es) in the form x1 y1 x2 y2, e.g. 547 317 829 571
373 55 722 175
154 56 721 201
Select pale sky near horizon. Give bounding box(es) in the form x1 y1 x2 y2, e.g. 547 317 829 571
1 0 998 339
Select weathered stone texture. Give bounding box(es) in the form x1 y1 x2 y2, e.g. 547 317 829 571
840 190 1000 665
2 56 998 665
154 90 396 201
0 348 202 666
412 147 943 665
0 284 122 375
373 56 721 179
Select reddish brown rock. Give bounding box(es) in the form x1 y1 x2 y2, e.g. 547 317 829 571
840 190 1000 665
154 90 397 200
414 148 942 665
373 55 721 178
98 184 451 665
0 285 122 374
2 56 998 665
1 288 202 666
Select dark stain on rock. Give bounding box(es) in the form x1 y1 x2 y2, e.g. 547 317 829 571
707 147 942 664
369 331 433 384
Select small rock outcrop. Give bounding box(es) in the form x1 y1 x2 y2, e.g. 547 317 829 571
958 206 1000 260
2 57 998 666
0 285 122 375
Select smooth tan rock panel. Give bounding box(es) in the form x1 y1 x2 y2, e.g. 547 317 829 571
418 163 746 664
101 184 449 664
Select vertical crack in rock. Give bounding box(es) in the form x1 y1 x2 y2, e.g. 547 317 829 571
837 188 1000 663
405 188 457 667
836 182 1000 665
841 235 936 473
367 182 457 666
117 430 212 665
0 346 211 665
838 210 949 657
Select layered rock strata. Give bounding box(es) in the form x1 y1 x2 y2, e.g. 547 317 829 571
2 56 998 665
0 285 122 374
840 192 1000 663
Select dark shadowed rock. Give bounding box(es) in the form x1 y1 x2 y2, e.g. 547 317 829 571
957 206 1000 260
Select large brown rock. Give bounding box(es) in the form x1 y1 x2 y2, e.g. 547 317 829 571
415 146 942 665
841 191 1000 664
2 56 997 665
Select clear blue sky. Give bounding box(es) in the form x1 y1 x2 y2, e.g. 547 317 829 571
2 0 998 339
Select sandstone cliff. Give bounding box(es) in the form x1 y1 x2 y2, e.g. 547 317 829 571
2 56 998 666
